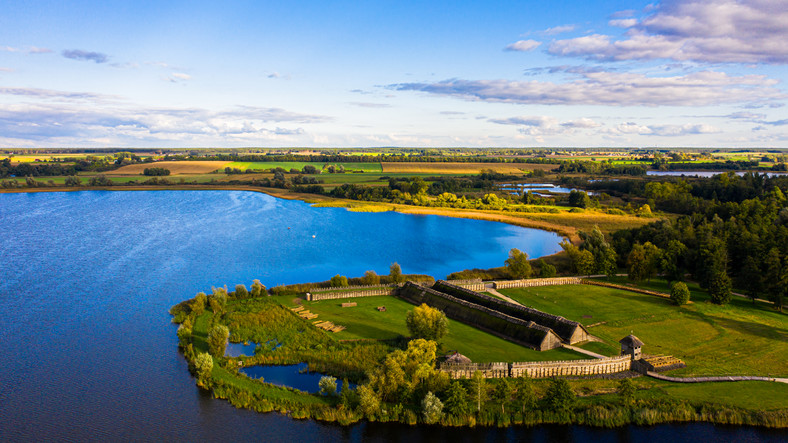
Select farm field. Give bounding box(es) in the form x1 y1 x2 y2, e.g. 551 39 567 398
106 160 231 175
294 294 583 363
225 161 383 172
498 284 788 377
380 162 552 174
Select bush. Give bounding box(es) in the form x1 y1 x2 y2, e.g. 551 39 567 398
406 304 448 342
319 376 337 396
207 324 230 357
670 281 690 305
421 391 443 424
330 274 349 287
194 352 213 387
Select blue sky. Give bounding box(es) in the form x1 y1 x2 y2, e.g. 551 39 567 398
1 0 786 148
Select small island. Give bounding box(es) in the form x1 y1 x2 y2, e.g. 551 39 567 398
170 262 788 428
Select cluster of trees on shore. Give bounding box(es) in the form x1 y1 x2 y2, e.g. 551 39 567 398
605 175 788 309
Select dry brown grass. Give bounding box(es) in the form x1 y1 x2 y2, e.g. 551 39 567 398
380 162 553 174
106 161 232 175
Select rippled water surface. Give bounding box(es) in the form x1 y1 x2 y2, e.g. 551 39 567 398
0 190 784 442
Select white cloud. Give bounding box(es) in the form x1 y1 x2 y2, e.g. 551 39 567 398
550 0 788 64
171 72 191 80
489 115 600 136
393 70 783 107
608 18 638 28
542 25 576 35
348 102 391 108
604 122 721 136
0 67 13 72
505 39 542 52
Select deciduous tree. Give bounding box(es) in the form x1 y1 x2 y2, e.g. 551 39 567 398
406 304 448 342
505 248 532 279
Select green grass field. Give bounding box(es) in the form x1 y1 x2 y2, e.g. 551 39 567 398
498 284 788 377
225 161 383 173
294 294 584 363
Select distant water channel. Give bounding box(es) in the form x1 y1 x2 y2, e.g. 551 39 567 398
0 190 784 441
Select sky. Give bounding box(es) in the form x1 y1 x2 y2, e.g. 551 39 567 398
1 0 787 148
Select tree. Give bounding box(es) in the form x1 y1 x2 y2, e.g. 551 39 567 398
207 324 230 357
505 248 532 279
618 378 635 404
192 292 207 316
208 287 227 313
537 259 556 278
361 270 380 285
575 249 595 276
568 190 590 208
330 274 349 287
357 384 380 418
660 240 688 282
546 378 575 412
390 262 404 283
64 176 81 186
579 226 617 276
194 352 213 387
491 378 512 415
443 381 469 417
708 271 732 305
250 280 266 297
421 391 443 424
406 304 448 342
513 376 536 413
468 370 488 413
628 242 661 281
234 284 248 299
738 256 762 304
763 248 785 312
302 165 318 174
670 281 690 305
319 376 337 396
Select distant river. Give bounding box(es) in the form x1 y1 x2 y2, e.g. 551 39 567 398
0 190 784 442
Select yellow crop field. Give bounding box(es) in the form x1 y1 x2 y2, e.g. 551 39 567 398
106 161 232 175
380 162 552 174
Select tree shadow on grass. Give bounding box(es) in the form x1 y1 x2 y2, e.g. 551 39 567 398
710 316 788 342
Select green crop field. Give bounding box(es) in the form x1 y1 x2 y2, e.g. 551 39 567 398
225 161 382 173
498 284 788 377
295 294 584 363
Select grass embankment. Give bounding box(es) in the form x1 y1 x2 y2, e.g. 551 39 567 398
295 294 583 363
498 283 788 377
225 161 383 173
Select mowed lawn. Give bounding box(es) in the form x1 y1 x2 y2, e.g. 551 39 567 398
294 295 583 363
498 285 788 377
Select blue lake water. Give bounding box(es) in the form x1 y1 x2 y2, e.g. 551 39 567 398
240 363 355 393
0 190 784 442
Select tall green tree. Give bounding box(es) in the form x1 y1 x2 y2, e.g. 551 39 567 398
194 352 213 388
361 270 380 285
628 242 661 281
546 378 575 412
513 376 536 413
443 381 469 417
491 378 512 415
660 240 688 282
390 262 404 283
207 324 230 357
505 248 532 279
330 274 349 287
537 259 557 278
468 370 488 413
708 271 732 305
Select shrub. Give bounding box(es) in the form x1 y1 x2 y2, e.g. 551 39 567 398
421 391 443 424
319 376 337 396
670 281 690 305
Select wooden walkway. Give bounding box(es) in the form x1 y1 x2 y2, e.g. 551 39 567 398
647 372 788 384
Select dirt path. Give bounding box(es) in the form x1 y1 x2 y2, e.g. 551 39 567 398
484 285 522 305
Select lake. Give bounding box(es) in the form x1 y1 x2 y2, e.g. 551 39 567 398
0 190 784 442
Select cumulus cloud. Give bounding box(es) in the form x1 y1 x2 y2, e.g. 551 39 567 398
0 94 329 144
604 122 721 136
549 0 788 64
490 115 600 136
608 18 637 28
505 39 542 52
62 49 109 63
392 70 783 107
